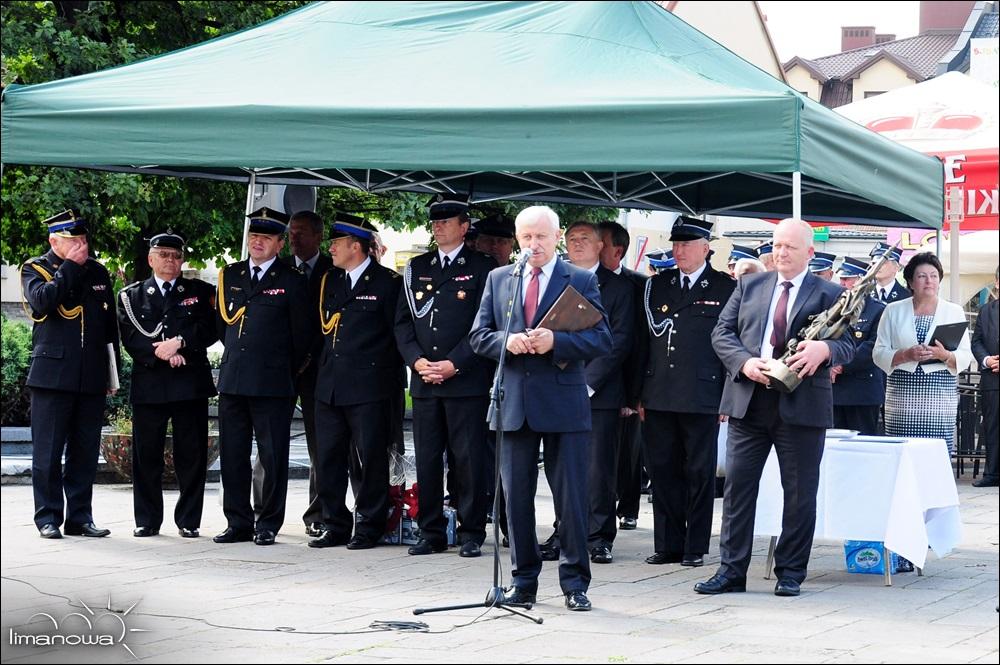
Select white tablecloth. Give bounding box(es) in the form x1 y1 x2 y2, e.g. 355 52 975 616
754 436 962 568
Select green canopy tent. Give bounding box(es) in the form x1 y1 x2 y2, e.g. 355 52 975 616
1 0 943 230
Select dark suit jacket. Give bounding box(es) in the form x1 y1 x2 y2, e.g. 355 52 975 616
394 246 497 398
216 258 310 398
973 299 999 391
281 253 333 393
21 250 120 395
314 260 404 406
586 266 635 410
618 266 648 406
833 295 886 406
712 271 856 428
118 276 218 404
469 258 613 432
640 264 735 414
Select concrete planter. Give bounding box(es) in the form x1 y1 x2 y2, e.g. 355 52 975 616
100 429 220 483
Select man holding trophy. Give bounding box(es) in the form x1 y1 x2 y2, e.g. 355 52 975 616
695 218 857 598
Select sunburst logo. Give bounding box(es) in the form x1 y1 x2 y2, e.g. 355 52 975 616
8 593 148 659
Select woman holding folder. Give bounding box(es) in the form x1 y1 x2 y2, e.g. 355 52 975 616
873 252 973 453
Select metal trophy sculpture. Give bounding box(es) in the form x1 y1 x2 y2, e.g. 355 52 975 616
763 245 897 393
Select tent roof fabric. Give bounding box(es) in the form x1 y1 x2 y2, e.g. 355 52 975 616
0 1 943 228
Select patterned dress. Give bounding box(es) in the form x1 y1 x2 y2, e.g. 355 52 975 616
884 315 958 452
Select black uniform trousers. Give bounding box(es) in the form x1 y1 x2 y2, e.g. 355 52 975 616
132 399 208 530
218 394 291 533
981 391 999 482
543 408 621 551
642 409 718 556
30 389 104 529
615 412 643 520
503 425 591 594
718 386 825 585
412 395 489 546
314 399 390 541
295 380 322 526
833 405 882 436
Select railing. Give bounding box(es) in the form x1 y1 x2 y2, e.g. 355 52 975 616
955 370 984 479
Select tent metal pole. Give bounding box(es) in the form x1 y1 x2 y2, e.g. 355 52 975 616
793 171 802 219
241 170 257 261
936 229 943 257
950 218 961 304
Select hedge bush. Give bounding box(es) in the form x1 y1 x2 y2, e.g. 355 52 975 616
0 314 133 426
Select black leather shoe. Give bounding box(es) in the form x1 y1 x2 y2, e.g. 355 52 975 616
178 528 200 538
133 526 159 537
619 517 637 530
254 530 276 546
681 554 704 567
774 577 801 597
309 530 349 548
459 541 482 558
305 522 325 537
213 527 253 543
694 574 746 595
540 543 560 561
39 524 62 539
590 545 613 564
646 551 683 565
64 522 110 537
505 587 537 608
972 477 999 488
565 591 592 611
346 534 378 550
408 538 447 555
501 536 509 548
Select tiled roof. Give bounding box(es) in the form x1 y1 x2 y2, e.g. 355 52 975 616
973 10 998 38
798 31 960 80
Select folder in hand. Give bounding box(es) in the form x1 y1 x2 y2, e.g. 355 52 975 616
536 285 603 332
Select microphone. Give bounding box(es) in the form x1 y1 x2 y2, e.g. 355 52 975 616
512 248 535 275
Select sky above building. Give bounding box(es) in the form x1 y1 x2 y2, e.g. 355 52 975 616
759 1 921 62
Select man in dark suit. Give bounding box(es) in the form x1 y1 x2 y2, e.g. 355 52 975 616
539 221 634 565
118 232 218 538
470 205 612 612
395 195 497 558
831 256 885 436
284 210 334 536
640 217 735 568
870 242 908 303
695 218 855 597
214 208 310 546
309 214 404 551
21 209 120 539
597 221 648 533
972 268 999 488
475 211 516 266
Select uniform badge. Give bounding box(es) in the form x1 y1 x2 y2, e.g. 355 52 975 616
670 276 677 285
103 302 108 310
661 305 669 313
700 279 709 289
457 257 466 265
147 286 156 295
176 284 185 294
431 257 438 266
854 331 863 339
457 290 467 300
415 291 424 301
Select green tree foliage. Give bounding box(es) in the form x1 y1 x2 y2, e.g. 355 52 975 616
1 315 33 425
2 1 618 279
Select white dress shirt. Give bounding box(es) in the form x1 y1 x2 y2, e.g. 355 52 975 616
679 262 707 289
295 252 320 277
347 256 372 289
248 256 277 283
438 245 462 267
521 253 559 311
760 269 808 359
154 276 175 297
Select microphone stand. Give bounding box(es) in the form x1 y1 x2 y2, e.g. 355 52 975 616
414 255 542 624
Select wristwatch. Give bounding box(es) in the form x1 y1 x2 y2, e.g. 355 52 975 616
176 335 186 348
